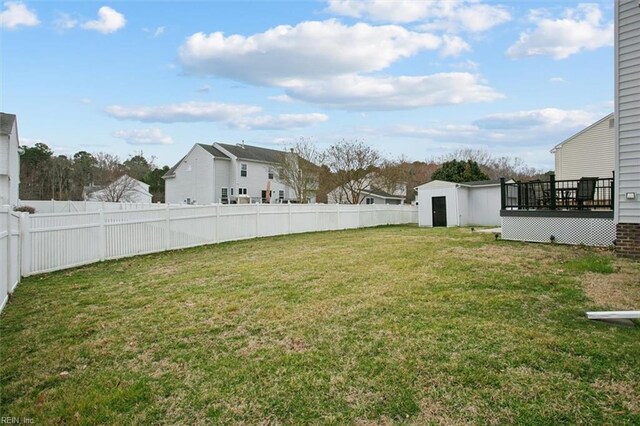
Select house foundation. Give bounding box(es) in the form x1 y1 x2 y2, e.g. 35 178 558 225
616 223 640 259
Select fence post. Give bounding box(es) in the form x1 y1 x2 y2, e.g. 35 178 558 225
357 203 361 228
336 203 341 229
19 212 31 277
99 210 106 261
549 173 556 210
215 204 220 243
4 208 10 292
256 203 260 238
499 177 506 210
164 204 171 250
287 201 292 234
611 170 615 210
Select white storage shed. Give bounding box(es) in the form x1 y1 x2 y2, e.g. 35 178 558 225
416 179 510 227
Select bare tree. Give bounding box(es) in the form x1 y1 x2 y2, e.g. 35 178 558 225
435 148 543 181
276 139 322 203
92 175 140 202
93 152 124 186
325 140 381 204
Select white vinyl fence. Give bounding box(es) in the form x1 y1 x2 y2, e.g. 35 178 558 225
19 199 166 213
0 207 21 311
1 203 417 311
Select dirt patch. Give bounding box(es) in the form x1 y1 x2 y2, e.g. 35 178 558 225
582 260 640 310
592 378 640 414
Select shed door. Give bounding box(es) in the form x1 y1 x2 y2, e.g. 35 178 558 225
432 196 447 227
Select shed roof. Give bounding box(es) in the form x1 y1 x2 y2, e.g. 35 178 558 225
0 113 16 135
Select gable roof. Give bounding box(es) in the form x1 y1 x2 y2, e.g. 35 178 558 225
163 143 230 179
0 113 16 135
362 187 405 200
216 142 286 164
198 143 230 159
460 179 502 187
416 179 507 190
550 113 614 153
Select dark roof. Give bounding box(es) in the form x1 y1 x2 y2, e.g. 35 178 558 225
461 179 502 186
216 142 286 164
363 187 405 199
163 144 230 179
0 113 16 135
197 143 230 159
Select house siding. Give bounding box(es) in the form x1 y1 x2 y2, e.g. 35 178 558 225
165 145 215 204
466 186 502 226
417 185 459 227
0 119 19 206
554 115 615 180
213 158 231 203
616 0 640 226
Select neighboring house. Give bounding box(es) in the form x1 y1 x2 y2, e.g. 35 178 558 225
417 179 512 227
327 174 406 205
84 175 152 203
550 113 615 181
0 113 20 206
614 0 640 258
164 142 313 205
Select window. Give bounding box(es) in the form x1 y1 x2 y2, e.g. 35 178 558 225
241 163 247 177
268 168 274 179
365 197 374 205
279 190 285 200
230 188 234 196
221 188 228 200
239 188 247 195
609 118 615 128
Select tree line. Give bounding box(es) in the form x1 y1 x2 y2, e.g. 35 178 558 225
18 140 546 205
279 140 547 204
19 143 168 202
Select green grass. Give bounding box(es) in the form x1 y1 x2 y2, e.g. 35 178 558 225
1 226 639 424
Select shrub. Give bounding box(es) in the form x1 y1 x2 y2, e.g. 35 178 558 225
14 205 35 214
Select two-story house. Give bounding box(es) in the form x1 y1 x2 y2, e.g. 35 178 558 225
164 142 314 205
0 113 20 206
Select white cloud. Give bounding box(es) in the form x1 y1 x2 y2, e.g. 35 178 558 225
473 108 600 132
113 128 174 145
283 73 503 110
178 20 443 84
105 101 261 123
80 98 92 104
81 6 126 34
196 85 211 93
153 26 164 37
268 94 294 103
0 1 39 29
550 77 566 83
54 12 76 30
105 101 327 131
228 113 328 130
507 4 613 60
440 35 471 57
326 0 511 32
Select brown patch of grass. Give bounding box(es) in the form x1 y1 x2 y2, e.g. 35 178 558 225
583 259 640 310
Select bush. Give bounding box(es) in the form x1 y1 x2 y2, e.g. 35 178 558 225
14 205 35 214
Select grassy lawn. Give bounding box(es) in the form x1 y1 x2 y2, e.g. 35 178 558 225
1 226 639 424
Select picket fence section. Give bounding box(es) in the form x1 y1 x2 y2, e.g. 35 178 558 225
1 203 417 311
0 207 21 311
19 199 166 214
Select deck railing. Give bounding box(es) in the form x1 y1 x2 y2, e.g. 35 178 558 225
500 173 614 211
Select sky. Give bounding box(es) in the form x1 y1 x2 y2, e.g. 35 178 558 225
1 0 615 171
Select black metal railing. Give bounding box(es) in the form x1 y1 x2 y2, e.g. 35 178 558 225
500 173 614 211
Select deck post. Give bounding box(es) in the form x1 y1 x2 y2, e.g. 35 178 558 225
549 173 556 210
611 170 615 210
500 178 506 210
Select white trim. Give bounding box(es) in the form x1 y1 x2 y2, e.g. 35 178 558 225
550 113 614 154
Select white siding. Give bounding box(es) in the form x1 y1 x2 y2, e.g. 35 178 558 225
0 121 19 207
165 145 216 205
616 0 640 224
465 186 502 226
417 186 459 227
554 116 615 180
214 158 231 203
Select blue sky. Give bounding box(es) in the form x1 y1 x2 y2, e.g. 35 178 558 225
1 0 615 170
